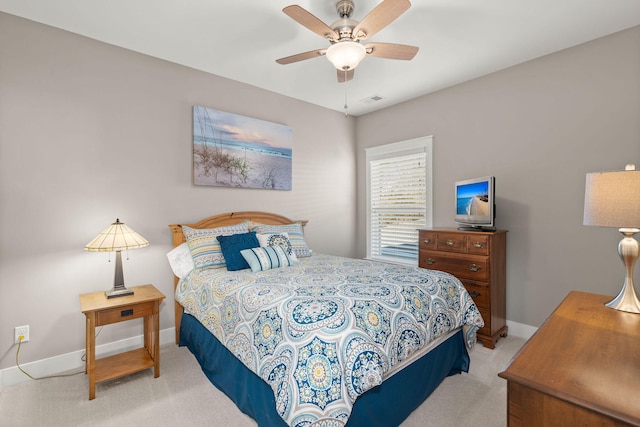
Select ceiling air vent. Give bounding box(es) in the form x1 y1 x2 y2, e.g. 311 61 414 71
361 95 384 104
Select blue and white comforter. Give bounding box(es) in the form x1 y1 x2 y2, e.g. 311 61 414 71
176 253 484 427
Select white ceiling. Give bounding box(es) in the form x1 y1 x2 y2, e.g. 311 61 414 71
2 0 639 116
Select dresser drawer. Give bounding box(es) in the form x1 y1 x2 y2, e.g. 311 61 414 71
467 235 490 255
461 280 489 308
95 303 154 326
420 231 437 250
436 232 466 253
477 307 491 335
420 252 489 281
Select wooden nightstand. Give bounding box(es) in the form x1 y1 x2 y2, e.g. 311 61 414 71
80 284 165 400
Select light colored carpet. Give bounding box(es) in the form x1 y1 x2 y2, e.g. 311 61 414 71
0 335 525 427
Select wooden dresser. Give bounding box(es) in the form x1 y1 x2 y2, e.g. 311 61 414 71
418 228 507 348
499 291 640 426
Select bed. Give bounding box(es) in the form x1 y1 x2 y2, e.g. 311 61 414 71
168 211 484 427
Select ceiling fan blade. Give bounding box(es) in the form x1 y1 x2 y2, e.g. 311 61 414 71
353 0 411 40
364 42 418 60
283 5 339 42
276 49 327 65
337 69 355 83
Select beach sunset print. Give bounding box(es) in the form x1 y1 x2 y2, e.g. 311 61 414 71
193 106 292 190
456 181 490 216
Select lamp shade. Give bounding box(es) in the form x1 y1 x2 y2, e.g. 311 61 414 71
326 41 366 71
584 164 640 228
85 219 149 252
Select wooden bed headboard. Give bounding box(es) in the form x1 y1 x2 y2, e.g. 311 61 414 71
168 211 308 344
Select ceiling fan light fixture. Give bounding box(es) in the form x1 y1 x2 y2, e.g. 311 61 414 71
326 41 366 70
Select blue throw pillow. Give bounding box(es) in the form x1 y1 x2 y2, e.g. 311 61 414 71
216 232 260 271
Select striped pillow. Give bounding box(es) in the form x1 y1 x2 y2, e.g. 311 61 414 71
183 222 249 270
240 245 296 272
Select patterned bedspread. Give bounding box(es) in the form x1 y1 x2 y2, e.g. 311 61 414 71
176 253 484 427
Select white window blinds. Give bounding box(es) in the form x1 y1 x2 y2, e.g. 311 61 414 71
366 137 432 264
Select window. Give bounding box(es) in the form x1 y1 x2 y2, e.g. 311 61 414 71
366 136 433 265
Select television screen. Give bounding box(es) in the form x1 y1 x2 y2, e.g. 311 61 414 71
455 176 495 229
456 181 490 216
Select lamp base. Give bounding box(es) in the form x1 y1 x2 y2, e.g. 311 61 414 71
605 228 640 314
105 250 134 298
105 286 134 299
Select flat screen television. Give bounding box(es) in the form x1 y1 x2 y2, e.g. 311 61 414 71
455 176 496 231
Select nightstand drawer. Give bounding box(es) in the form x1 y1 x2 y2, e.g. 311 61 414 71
95 303 154 326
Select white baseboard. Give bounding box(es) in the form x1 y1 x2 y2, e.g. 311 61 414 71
0 327 176 391
506 320 537 340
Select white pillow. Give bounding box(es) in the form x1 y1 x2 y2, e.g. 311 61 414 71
257 232 296 259
251 223 311 257
166 243 195 279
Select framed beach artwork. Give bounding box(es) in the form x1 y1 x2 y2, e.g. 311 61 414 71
193 106 292 190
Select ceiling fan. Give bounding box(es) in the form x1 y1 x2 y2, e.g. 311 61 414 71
276 0 419 83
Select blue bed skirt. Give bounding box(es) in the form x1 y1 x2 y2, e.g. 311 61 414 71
180 312 470 427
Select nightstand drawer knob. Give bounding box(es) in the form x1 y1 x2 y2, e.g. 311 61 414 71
446 240 455 246
469 290 481 298
468 264 482 272
423 239 431 244
121 309 134 317
424 258 436 265
472 242 484 248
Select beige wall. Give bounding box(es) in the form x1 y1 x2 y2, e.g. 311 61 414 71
356 25 640 327
0 13 356 369
1 10 638 372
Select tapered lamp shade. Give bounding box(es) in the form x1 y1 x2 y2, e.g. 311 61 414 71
85 219 149 298
584 164 640 313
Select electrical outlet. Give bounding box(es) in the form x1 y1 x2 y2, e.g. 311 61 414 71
14 325 29 344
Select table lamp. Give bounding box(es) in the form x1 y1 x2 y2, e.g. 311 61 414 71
584 164 640 313
85 218 149 298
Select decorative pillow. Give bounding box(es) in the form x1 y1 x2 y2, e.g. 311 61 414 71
216 232 260 271
183 222 249 270
251 223 311 257
241 245 296 272
166 242 195 279
257 232 295 256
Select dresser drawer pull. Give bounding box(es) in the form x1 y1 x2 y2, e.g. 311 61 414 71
121 309 134 317
472 242 484 248
467 264 482 272
468 290 481 298
446 240 455 246
424 258 436 266
423 239 432 244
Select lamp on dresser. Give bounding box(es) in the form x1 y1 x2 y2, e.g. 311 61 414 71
584 164 640 313
85 218 149 298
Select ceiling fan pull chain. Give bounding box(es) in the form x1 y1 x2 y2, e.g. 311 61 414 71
344 69 349 116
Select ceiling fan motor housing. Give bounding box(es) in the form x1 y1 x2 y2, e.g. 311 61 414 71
331 18 358 41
